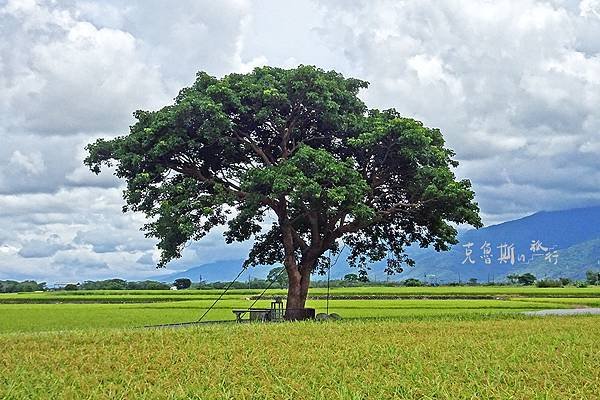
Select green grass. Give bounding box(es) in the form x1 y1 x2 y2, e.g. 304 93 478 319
0 298 579 334
1 316 598 399
511 297 600 307
305 285 600 297
1 285 598 334
2 285 599 304
1 287 598 398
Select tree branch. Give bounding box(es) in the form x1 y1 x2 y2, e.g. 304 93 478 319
281 115 297 159
308 211 320 247
290 227 309 252
169 162 249 202
332 201 426 238
233 131 275 166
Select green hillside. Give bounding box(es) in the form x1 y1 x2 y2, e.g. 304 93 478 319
512 238 600 280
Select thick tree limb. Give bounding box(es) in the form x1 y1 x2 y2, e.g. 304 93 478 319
233 131 275 166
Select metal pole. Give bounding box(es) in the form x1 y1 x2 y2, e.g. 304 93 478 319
325 244 346 315
326 253 331 315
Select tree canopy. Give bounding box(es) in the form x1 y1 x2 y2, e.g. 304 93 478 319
267 266 288 288
173 278 192 290
85 65 481 312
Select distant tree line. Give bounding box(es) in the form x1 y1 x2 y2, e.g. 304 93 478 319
2 269 599 293
506 273 537 286
74 279 171 290
0 280 46 293
586 270 600 285
505 271 600 288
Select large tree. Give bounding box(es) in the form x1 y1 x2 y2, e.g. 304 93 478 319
85 65 481 318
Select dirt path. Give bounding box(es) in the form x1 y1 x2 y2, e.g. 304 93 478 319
523 308 600 316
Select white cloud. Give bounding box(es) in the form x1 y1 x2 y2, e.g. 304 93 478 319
18 233 72 258
136 252 155 266
9 150 45 175
73 226 155 254
407 54 464 99
0 0 599 282
0 0 264 281
316 0 600 221
1 1 170 136
580 0 600 18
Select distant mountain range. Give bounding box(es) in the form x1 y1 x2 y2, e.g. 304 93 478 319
396 206 600 282
152 259 273 284
153 206 600 283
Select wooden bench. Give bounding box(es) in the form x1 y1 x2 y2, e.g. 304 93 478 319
232 308 272 322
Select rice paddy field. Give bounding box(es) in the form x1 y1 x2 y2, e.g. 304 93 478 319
1 286 599 399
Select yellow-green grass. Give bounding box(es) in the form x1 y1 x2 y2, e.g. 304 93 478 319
1 316 598 399
1 286 596 334
511 297 600 307
304 285 600 297
0 298 574 334
2 285 599 304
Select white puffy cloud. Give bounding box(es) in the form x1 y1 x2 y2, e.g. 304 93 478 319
18 234 72 258
9 150 45 175
73 226 155 254
0 0 268 281
136 252 155 266
0 0 169 136
580 0 600 18
315 0 600 224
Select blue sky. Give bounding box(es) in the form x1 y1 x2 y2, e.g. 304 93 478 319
1 0 599 282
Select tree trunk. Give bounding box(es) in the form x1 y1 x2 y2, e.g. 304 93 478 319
284 257 316 320
285 269 309 311
279 216 318 320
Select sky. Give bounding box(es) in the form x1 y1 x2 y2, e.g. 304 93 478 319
1 0 599 282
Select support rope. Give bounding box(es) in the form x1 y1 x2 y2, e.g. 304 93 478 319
246 266 287 310
197 266 247 322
